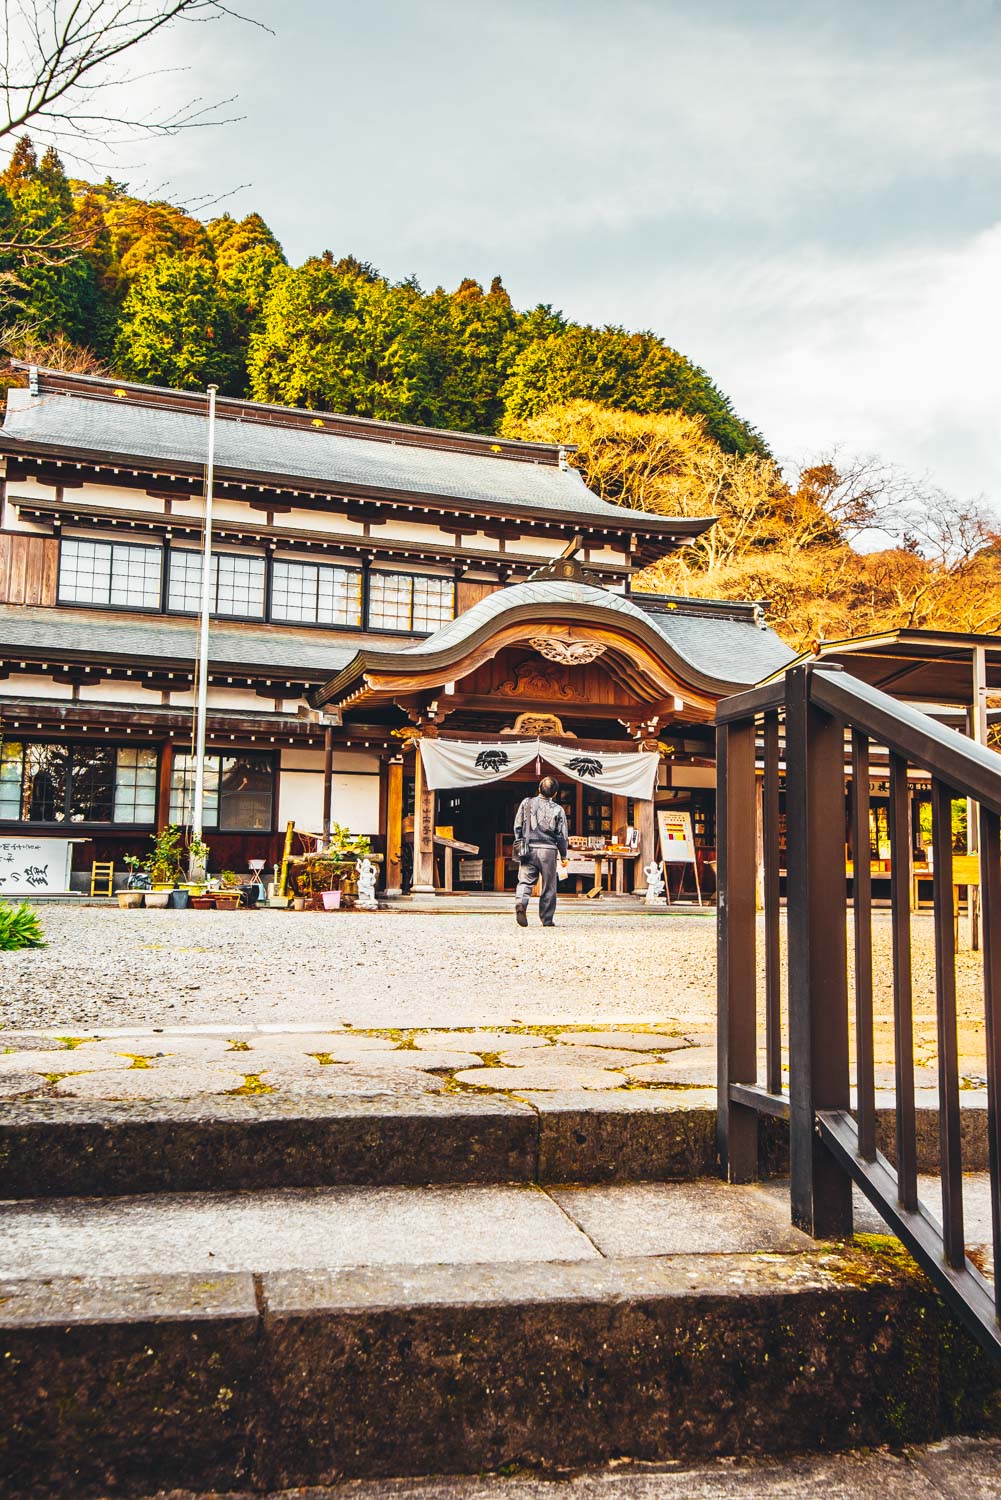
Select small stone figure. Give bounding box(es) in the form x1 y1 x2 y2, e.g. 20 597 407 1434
643 860 666 905
356 857 379 910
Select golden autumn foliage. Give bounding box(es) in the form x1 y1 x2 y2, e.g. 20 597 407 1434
505 401 1001 650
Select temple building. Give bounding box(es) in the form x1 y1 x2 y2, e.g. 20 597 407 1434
0 365 794 896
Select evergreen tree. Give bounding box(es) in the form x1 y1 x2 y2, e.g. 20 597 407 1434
0 135 38 192
1 137 95 342
501 324 766 456
417 276 520 431
247 259 370 410
112 256 237 391
208 212 286 391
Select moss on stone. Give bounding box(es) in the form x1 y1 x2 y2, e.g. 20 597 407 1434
227 1074 274 1096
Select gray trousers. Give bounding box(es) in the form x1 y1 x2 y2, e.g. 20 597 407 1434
516 844 559 925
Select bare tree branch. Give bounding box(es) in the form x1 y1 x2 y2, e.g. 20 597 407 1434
1 0 271 160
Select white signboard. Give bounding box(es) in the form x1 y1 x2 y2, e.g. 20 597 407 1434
657 809 696 865
0 837 74 895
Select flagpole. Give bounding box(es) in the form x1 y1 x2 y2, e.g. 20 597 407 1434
192 384 218 842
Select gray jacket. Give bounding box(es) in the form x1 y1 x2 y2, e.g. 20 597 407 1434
515 795 569 860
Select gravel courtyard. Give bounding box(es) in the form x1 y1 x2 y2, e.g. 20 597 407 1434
1 906 720 1033
0 904 990 1074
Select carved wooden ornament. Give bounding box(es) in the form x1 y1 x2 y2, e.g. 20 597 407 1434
529 636 608 666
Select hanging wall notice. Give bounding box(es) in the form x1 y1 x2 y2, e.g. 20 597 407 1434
657 809 696 865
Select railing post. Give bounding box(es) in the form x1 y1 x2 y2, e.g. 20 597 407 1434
716 715 758 1182
785 665 853 1237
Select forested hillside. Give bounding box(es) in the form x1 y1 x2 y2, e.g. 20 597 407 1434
0 137 762 454
2 136 997 652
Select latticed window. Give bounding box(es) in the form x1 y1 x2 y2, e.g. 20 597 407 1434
271 560 362 626
0 742 156 824
369 572 454 633
170 751 273 830
113 748 158 823
0 741 24 819
168 550 266 619
58 539 161 609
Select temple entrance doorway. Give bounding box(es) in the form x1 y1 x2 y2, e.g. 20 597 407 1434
433 775 625 896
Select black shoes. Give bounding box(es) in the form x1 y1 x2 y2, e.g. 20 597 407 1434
515 904 528 927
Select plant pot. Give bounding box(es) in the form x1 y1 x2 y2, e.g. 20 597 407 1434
292 896 306 911
267 895 290 909
180 883 207 898
213 892 242 910
321 889 341 911
117 891 144 909
144 890 170 908
151 883 176 893
167 889 190 909
191 895 215 910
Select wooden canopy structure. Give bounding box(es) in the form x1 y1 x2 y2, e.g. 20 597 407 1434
310 571 795 897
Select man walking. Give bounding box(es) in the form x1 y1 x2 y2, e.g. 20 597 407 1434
514 775 569 928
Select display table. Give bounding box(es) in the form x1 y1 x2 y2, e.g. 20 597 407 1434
0 836 78 895
568 847 639 898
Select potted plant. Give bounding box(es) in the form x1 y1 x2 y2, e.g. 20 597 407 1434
144 824 182 892
123 854 149 890
213 870 244 910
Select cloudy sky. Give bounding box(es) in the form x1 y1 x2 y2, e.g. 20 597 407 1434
68 1 1001 502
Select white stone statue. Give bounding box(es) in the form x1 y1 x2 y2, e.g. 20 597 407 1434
643 860 666 905
356 857 379 910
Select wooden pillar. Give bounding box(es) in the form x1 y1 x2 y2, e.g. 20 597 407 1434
634 797 656 896
412 741 436 895
967 645 988 951
385 757 404 898
612 794 628 892
321 726 333 844
156 741 173 831
755 772 765 913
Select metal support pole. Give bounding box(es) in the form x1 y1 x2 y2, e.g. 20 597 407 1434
322 725 333 845
192 384 218 842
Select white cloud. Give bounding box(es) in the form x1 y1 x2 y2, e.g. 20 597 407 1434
639 225 1001 504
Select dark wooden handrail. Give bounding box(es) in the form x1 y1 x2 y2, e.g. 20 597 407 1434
811 668 1001 814
716 660 1001 1363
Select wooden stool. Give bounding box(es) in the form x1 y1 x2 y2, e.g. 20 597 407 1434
90 860 115 897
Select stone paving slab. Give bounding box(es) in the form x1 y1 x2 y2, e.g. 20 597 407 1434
496 1045 647 1068
0 1183 602 1278
54 1067 248 1099
453 1065 625 1091
550 1179 815 1255
267 1070 447 1098
6 1177 995 1283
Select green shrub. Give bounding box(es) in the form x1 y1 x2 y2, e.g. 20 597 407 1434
0 901 47 951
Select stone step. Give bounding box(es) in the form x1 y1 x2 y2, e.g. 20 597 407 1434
123 1435 1001 1500
3 1224 999 1496
0 1092 991 1198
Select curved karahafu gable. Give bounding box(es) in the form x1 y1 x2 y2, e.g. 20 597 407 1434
313 580 795 712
